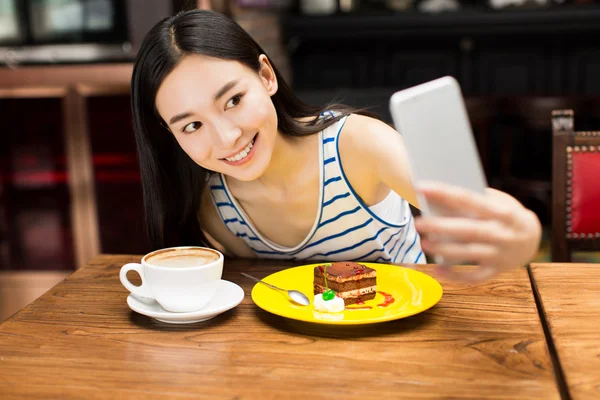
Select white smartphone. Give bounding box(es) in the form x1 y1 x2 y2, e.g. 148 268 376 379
390 76 488 263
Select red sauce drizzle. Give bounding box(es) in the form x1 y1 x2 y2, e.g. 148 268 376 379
352 265 365 275
377 291 395 307
344 291 395 311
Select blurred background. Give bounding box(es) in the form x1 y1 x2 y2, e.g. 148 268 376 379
1 0 599 320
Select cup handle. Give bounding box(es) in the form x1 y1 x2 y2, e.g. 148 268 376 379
120 263 154 299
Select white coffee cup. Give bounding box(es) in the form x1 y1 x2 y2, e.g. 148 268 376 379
120 246 223 313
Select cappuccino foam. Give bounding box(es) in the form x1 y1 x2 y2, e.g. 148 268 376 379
146 249 219 268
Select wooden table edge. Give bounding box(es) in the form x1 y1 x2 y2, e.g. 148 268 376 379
528 264 571 400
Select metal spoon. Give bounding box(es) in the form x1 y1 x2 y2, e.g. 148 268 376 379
240 272 311 306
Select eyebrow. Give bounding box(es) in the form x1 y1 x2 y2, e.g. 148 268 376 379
167 79 240 126
169 112 193 126
214 79 239 102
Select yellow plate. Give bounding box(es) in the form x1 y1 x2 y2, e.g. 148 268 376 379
251 263 443 325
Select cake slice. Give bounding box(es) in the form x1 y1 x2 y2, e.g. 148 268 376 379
313 262 377 306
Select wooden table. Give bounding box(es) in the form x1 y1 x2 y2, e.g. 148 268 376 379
530 263 600 400
0 255 559 399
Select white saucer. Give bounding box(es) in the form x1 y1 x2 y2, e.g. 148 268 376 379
127 280 244 324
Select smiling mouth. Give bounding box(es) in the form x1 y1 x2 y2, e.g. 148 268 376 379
220 133 258 162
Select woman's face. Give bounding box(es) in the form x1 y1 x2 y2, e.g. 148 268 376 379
155 54 279 181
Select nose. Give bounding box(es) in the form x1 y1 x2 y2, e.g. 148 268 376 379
211 119 243 148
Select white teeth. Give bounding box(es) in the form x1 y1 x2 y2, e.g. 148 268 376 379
225 138 254 162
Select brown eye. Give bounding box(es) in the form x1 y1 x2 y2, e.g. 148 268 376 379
225 94 243 110
183 121 202 133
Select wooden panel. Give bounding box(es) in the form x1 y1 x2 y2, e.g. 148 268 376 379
477 48 547 95
0 257 559 399
292 40 373 89
0 64 132 270
0 87 65 99
530 263 600 399
0 64 133 88
0 97 76 271
568 47 600 95
62 89 99 269
388 48 457 90
85 94 149 255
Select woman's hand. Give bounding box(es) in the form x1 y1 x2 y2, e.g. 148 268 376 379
414 182 542 283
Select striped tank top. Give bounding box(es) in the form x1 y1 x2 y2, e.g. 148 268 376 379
208 114 425 264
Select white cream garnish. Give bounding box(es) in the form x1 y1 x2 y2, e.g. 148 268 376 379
225 138 254 162
313 293 345 313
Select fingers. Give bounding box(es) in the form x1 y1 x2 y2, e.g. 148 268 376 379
420 239 498 266
415 217 511 244
417 182 516 223
414 182 538 284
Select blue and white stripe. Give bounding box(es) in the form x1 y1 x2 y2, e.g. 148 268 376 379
208 114 425 264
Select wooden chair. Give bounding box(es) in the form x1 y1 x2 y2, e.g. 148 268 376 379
552 109 600 262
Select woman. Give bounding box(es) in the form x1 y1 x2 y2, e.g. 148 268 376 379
131 10 541 282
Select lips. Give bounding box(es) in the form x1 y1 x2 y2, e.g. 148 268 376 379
220 133 258 166
224 138 254 162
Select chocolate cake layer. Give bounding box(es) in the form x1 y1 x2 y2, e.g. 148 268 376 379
324 262 375 278
344 291 376 306
313 278 376 292
313 261 377 306
314 284 377 306
314 264 376 283
314 285 377 301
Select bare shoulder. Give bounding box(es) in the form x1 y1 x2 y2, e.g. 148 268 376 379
198 188 256 258
338 114 400 160
338 113 418 206
336 114 397 204
344 113 396 134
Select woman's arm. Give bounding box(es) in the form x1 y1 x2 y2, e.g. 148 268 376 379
341 114 542 281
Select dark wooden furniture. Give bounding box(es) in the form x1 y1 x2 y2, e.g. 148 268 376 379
284 4 600 225
284 5 600 98
530 262 600 400
0 256 560 399
552 109 600 261
0 64 144 270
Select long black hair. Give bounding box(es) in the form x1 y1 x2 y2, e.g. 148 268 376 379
131 10 368 250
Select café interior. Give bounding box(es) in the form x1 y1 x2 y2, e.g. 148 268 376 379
0 0 599 398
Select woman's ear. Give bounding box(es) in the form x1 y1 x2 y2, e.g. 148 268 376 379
258 54 278 96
